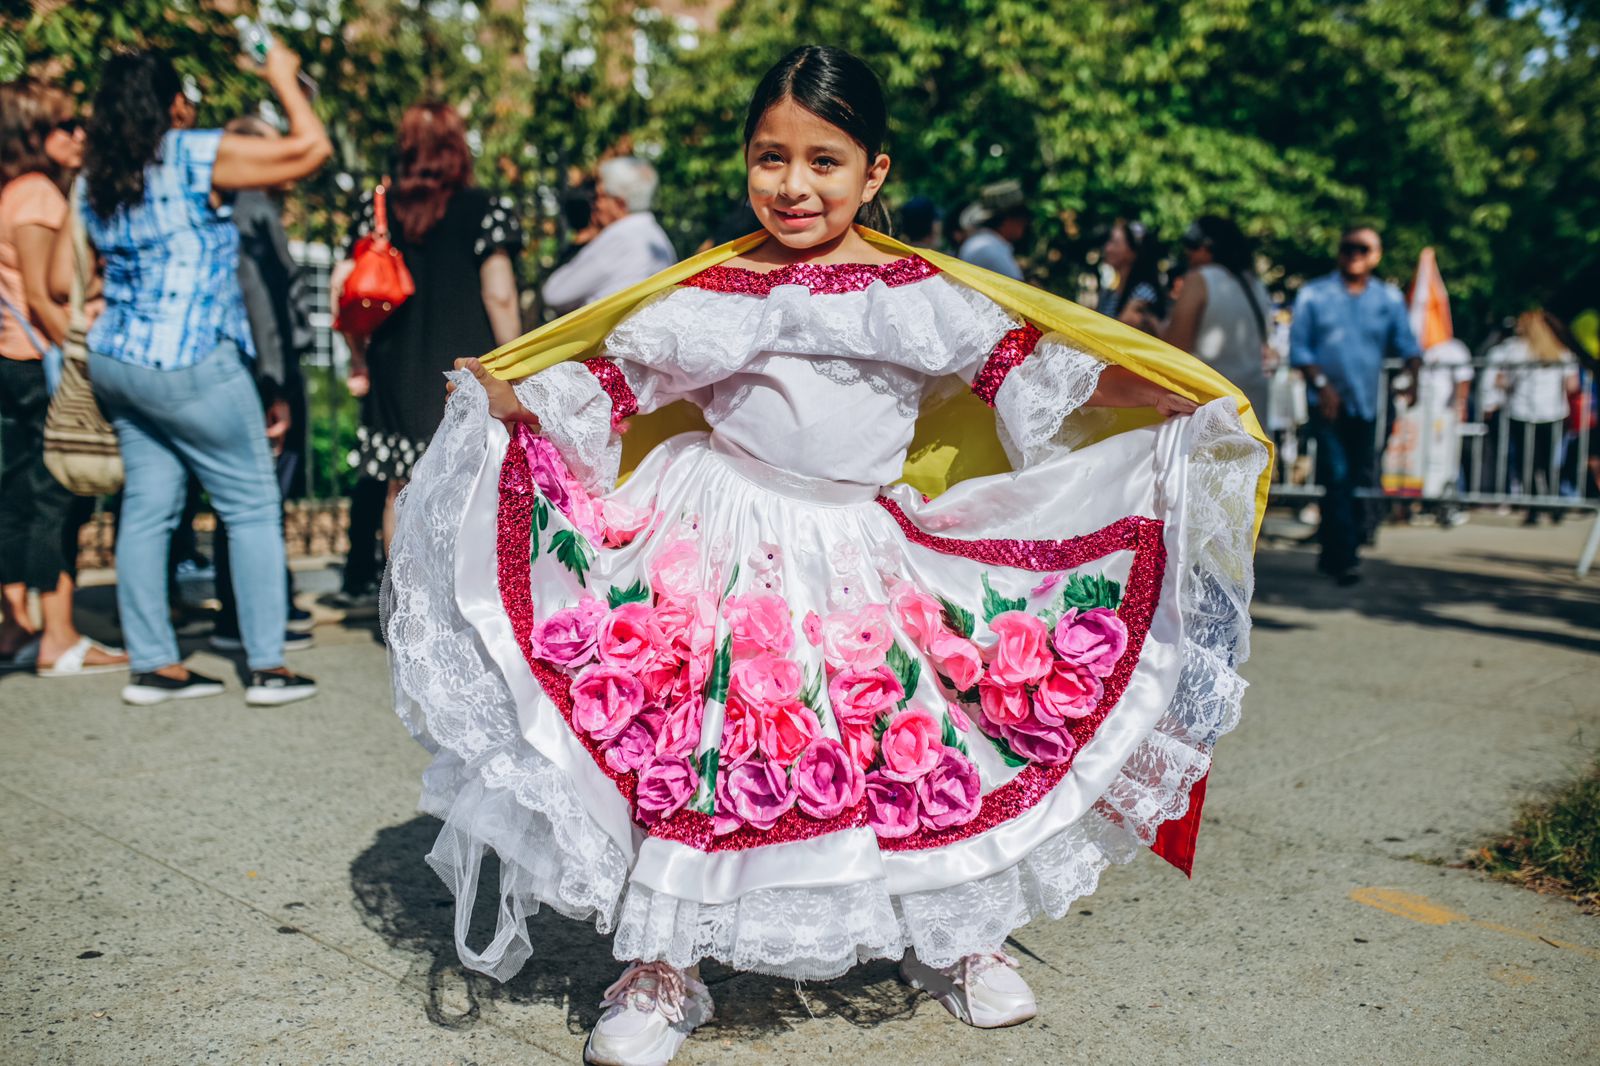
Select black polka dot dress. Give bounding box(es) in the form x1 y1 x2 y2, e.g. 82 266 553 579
347 187 523 481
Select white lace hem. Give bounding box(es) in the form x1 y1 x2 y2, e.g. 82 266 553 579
390 378 1263 981
992 335 1109 467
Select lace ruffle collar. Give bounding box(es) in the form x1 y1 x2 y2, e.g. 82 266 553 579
682 255 940 297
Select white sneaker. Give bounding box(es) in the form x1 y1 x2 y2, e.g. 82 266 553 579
901 949 1037 1028
583 961 712 1066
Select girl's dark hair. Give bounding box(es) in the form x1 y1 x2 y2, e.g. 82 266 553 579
742 46 891 232
390 102 473 242
84 52 183 218
0 79 74 188
1186 214 1266 339
1112 218 1165 318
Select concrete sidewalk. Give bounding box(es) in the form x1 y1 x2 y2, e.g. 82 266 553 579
2 515 1596 1065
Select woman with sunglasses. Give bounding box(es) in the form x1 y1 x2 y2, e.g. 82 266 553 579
0 80 129 677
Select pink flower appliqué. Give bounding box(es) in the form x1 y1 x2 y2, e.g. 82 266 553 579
758 698 820 767
723 593 794 657
600 498 652 548
821 604 894 672
650 593 716 666
634 753 698 825
570 664 645 741
720 695 762 767
596 601 659 673
655 695 703 758
840 720 878 773
532 597 607 668
984 611 1054 687
977 677 1031 731
891 585 946 648
1033 661 1103 724
730 654 803 704
827 666 903 727
648 537 701 600
802 610 823 646
864 771 920 839
792 737 865 820
879 707 943 782
602 711 662 775
1053 607 1129 678
1000 718 1078 767
928 631 983 691
717 758 797 831
914 747 982 830
1031 573 1065 598
522 434 571 512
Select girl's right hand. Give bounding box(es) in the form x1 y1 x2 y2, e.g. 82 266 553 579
263 42 303 89
453 357 538 429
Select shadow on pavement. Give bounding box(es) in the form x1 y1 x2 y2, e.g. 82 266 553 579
1254 544 1600 653
350 816 923 1042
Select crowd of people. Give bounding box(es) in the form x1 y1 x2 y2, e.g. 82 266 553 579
0 39 1593 702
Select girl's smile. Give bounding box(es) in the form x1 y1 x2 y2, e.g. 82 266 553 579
743 99 890 259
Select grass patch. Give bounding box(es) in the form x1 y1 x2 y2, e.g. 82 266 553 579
1466 757 1600 910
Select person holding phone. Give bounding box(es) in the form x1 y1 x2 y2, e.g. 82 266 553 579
56 45 331 706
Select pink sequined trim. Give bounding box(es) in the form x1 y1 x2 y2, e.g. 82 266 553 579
583 358 639 428
970 323 1043 406
681 256 940 297
873 500 1167 851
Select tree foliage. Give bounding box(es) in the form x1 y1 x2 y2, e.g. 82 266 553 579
5 0 1596 341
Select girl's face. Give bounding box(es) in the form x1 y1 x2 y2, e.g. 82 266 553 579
745 98 889 251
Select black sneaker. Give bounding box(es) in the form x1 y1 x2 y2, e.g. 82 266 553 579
245 669 318 707
287 606 316 634
209 630 315 653
122 670 226 706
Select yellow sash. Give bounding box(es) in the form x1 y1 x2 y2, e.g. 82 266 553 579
480 227 1272 542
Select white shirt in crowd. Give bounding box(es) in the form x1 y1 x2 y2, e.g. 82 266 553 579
542 211 677 313
1483 337 1578 424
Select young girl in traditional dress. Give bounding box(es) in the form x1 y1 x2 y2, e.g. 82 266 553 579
388 45 1268 1066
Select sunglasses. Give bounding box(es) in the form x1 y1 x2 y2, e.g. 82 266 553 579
54 119 82 135
1338 240 1373 257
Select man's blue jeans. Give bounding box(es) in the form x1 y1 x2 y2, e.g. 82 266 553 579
1311 412 1378 575
90 341 287 672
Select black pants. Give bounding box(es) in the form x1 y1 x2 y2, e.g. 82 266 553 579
0 357 89 591
342 475 386 594
1311 412 1378 575
1510 419 1561 498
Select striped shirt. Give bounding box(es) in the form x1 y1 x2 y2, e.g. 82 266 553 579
78 129 254 369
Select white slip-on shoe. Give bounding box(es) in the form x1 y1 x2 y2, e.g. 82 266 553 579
583 961 713 1066
901 949 1038 1028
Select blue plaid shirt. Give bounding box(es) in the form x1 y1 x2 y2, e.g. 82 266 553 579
78 130 254 370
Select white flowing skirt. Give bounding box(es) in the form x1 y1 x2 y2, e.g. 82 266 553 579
384 372 1264 981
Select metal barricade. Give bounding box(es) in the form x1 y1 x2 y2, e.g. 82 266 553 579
1266 357 1600 577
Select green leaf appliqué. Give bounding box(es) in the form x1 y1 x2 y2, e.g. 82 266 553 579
689 748 720 814
1060 572 1122 611
886 642 920 707
938 595 976 639
704 635 733 705
940 714 970 757
722 562 741 600
983 730 1031 768
606 579 651 609
799 664 826 724
550 529 593 587
981 573 1027 623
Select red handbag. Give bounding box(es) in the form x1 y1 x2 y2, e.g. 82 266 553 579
335 184 415 336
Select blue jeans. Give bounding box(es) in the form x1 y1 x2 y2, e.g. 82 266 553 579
90 341 286 671
1311 412 1378 575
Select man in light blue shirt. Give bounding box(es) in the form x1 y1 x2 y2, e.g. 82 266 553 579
1289 225 1420 583
957 204 1027 281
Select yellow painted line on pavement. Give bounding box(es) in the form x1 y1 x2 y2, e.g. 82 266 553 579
1349 887 1600 960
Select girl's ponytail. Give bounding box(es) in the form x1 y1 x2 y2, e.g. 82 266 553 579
856 198 892 234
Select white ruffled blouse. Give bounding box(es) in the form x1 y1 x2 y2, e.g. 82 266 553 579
513 257 1109 490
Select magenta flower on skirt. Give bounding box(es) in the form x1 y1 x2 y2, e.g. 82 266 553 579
864 771 920 839
792 737 866 819
914 747 982 830
716 758 797 831
1053 607 1129 678
634 753 698 825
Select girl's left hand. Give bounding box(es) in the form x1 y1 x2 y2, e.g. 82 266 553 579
1156 392 1199 418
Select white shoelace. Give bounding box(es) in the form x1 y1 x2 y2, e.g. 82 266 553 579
955 950 1020 989
600 961 690 1024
